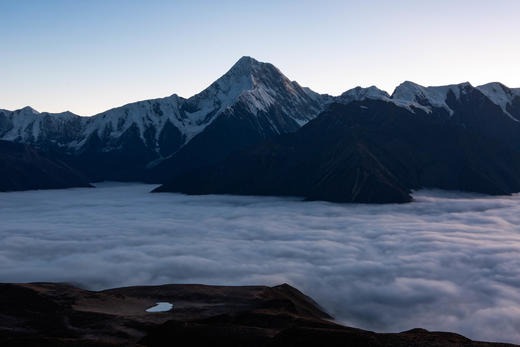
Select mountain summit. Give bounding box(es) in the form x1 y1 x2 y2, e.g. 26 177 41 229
0 57 330 182
146 56 330 181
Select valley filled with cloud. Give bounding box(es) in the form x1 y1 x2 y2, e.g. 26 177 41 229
1 183 519 343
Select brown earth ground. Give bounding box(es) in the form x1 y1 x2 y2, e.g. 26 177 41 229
0 282 515 347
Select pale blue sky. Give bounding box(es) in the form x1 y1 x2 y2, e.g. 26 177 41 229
1 0 519 115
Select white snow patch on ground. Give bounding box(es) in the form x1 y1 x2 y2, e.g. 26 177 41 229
146 302 173 312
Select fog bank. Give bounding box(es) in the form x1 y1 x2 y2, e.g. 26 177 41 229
1 183 519 343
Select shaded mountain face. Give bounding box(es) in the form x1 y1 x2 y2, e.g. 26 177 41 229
155 95 520 203
0 57 329 182
0 140 92 191
0 282 512 347
144 56 331 182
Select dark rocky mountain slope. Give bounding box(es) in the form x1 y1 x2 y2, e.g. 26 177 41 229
155 96 520 203
0 282 513 347
0 140 91 191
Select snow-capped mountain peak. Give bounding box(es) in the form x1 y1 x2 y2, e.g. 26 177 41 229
337 86 390 104
193 56 327 125
391 81 473 115
78 56 302 150
226 56 265 77
15 106 40 115
187 57 262 117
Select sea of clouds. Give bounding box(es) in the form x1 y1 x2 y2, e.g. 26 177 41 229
1 182 520 343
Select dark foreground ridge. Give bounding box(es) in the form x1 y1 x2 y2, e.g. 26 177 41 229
0 282 514 347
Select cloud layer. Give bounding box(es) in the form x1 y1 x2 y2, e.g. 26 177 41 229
1 183 520 343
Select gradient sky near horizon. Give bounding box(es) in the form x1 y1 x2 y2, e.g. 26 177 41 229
1 0 519 116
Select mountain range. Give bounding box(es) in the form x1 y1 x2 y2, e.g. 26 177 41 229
0 57 328 182
2 57 520 202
